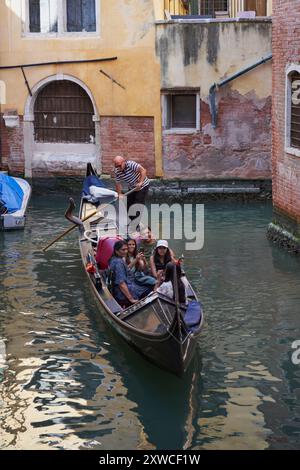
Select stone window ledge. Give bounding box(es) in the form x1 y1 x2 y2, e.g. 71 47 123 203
163 129 199 135
285 146 300 158
155 17 272 25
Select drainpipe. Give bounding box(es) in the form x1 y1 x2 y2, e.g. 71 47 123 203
0 57 118 70
209 52 272 128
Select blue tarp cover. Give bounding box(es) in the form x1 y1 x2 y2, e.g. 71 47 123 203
82 175 106 196
184 300 202 332
0 174 24 213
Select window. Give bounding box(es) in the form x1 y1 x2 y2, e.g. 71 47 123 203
286 67 300 156
199 0 228 16
29 0 57 33
27 0 97 35
290 71 300 150
163 92 199 132
34 80 95 143
66 0 96 32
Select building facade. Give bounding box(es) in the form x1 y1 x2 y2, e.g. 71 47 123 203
156 6 272 179
0 0 162 178
267 0 300 252
0 0 272 182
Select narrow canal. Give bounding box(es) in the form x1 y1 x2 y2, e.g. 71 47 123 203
0 194 300 450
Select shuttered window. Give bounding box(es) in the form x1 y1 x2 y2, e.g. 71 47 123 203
291 71 300 150
27 0 97 34
29 0 58 33
34 81 95 143
66 0 96 32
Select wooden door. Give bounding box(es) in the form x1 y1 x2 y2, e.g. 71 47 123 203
245 0 266 15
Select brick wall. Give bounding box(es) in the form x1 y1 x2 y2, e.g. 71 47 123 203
272 0 300 226
163 92 272 179
0 114 25 175
1 115 156 178
100 116 156 178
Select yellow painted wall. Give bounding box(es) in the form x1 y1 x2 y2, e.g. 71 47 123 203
0 0 163 176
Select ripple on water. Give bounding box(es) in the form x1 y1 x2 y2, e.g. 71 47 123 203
1 198 300 449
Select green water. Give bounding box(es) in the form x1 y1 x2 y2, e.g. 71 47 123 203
0 195 300 450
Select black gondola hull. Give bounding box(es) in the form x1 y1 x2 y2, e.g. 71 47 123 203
75 164 204 376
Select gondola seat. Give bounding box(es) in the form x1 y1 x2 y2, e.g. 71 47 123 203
96 236 123 269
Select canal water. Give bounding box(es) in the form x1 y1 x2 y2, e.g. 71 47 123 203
0 194 300 450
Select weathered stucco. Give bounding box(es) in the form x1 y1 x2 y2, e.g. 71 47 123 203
163 91 271 179
156 18 272 179
156 19 272 97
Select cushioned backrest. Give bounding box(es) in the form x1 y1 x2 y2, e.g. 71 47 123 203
96 236 123 269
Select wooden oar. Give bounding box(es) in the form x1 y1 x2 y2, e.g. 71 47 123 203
42 187 136 252
173 262 183 345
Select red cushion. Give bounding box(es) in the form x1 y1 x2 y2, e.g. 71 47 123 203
96 236 123 269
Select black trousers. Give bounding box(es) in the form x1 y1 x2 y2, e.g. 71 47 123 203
126 185 149 230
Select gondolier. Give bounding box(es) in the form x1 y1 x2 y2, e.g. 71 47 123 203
113 156 149 230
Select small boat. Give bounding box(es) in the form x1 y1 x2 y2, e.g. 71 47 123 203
0 173 31 231
67 164 204 376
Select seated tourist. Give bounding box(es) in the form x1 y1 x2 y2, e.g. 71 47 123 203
156 262 187 305
126 238 138 269
150 240 176 279
126 238 151 275
138 226 156 258
109 240 152 306
133 257 156 288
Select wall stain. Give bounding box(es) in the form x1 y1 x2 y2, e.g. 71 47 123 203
206 24 220 65
156 31 169 79
181 24 204 66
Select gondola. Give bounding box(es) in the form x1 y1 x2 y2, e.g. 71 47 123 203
66 164 204 376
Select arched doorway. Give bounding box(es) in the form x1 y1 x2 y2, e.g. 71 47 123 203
34 80 95 143
24 75 100 177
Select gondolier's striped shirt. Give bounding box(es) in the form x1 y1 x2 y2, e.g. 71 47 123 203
115 160 149 190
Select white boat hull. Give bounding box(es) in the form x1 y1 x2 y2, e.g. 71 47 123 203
0 177 31 231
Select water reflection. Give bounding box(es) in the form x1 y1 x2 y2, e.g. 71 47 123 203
1 197 300 449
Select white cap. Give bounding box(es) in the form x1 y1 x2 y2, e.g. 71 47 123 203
156 240 168 249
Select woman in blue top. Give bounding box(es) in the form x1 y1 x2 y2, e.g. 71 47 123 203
109 240 152 305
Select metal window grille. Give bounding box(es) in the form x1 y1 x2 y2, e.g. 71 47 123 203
34 80 95 143
200 0 228 15
291 71 300 150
